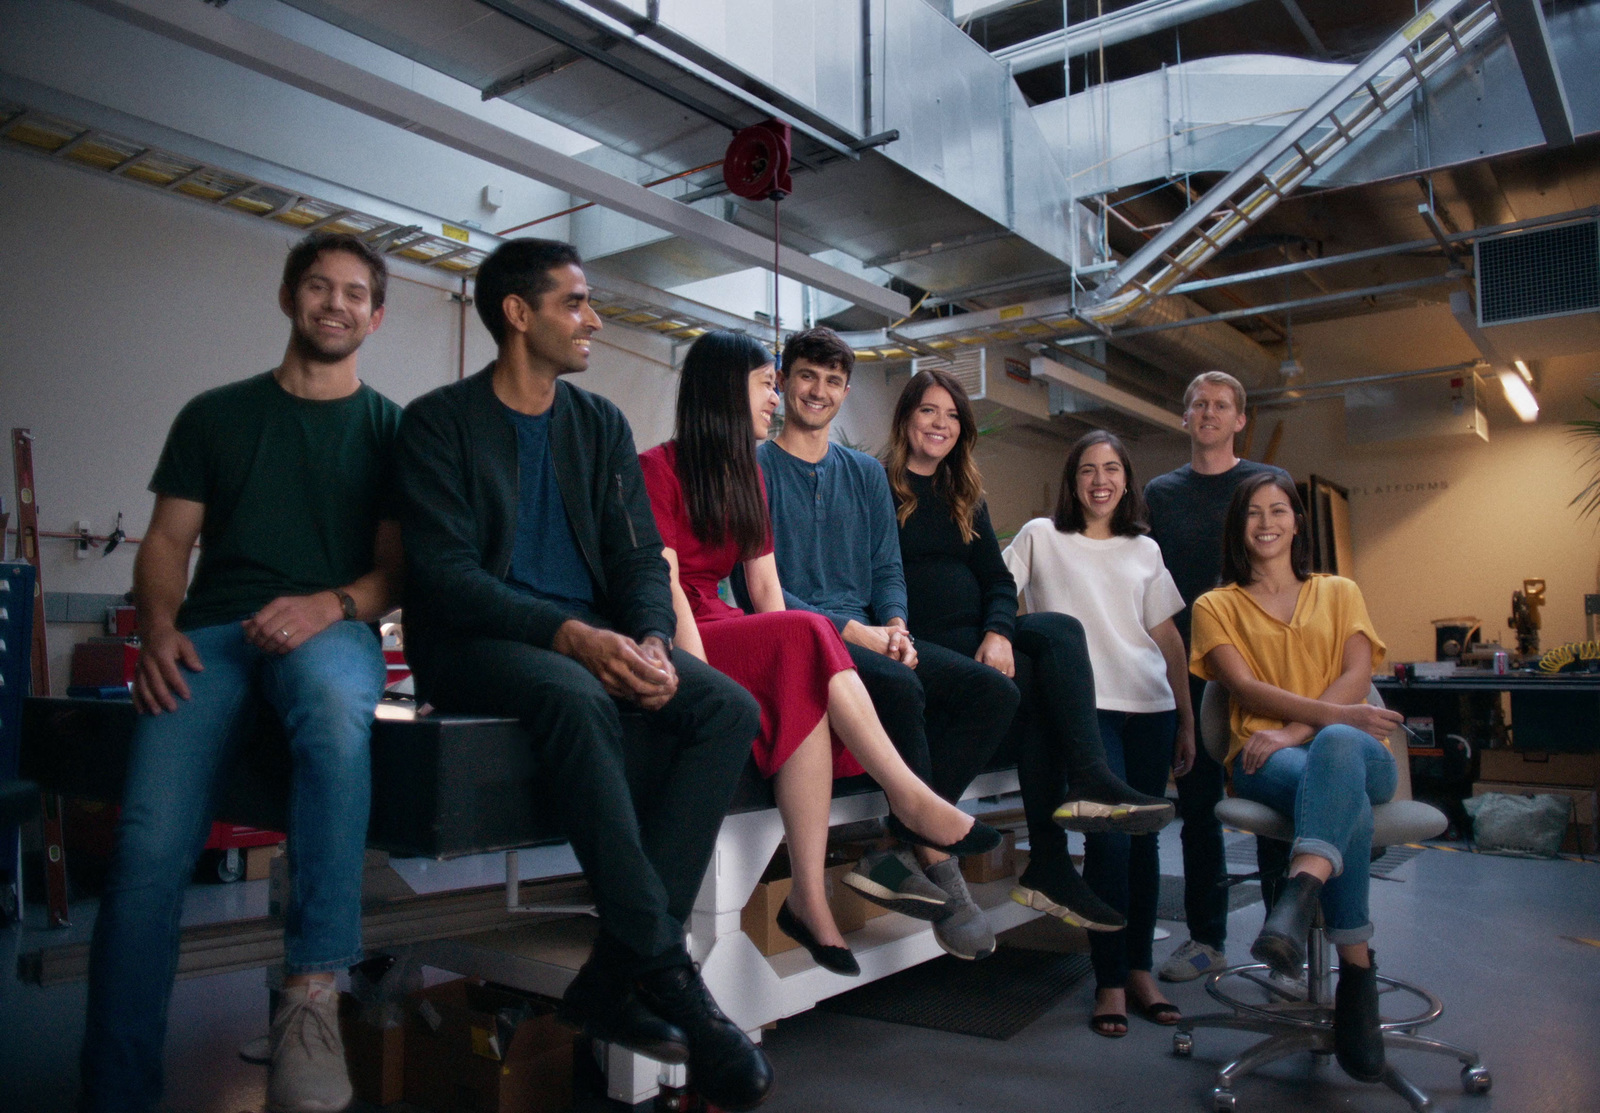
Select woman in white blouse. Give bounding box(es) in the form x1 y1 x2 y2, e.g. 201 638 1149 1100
1004 430 1197 1038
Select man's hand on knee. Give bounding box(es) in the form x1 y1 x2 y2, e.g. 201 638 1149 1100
133 625 203 714
243 592 344 655
554 621 678 709
842 619 918 668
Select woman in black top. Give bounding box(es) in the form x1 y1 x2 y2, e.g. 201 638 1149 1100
888 368 1175 932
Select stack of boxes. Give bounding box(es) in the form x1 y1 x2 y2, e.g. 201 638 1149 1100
1473 749 1599 855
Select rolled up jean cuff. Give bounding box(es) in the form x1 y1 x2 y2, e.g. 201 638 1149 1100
1326 921 1375 946
1289 836 1344 878
286 948 364 977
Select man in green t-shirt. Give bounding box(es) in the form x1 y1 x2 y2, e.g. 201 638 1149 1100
81 232 403 1113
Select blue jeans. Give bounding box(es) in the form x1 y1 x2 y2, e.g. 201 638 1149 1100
1084 709 1175 990
80 620 385 1112
1232 724 1398 946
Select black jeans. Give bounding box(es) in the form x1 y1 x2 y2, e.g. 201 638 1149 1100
418 637 759 972
848 639 1017 804
925 612 1106 866
1085 710 1176 989
1178 674 1291 948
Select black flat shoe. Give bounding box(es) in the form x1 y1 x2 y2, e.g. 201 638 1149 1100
776 901 860 976
886 813 1002 857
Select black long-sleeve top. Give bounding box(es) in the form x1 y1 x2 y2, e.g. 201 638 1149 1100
895 470 1018 642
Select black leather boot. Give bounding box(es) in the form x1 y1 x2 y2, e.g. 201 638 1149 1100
557 945 690 1064
1249 872 1322 977
636 963 774 1111
1335 952 1387 1083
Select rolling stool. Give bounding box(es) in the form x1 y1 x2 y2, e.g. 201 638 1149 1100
1173 683 1490 1112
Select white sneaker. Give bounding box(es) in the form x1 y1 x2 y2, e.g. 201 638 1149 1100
1157 938 1227 982
267 981 353 1113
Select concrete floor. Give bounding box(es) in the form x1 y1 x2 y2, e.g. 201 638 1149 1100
3 826 1596 1113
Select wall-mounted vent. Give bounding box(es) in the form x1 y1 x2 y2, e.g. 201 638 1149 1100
911 348 986 400
1476 219 1600 327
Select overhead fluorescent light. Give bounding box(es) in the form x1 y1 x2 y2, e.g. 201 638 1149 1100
1513 359 1533 383
1498 369 1540 422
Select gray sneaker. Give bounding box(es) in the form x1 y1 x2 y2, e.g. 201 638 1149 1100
841 848 952 921
267 981 353 1113
1157 938 1227 983
925 858 996 960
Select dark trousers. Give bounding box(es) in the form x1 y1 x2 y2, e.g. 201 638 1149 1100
419 637 759 972
1177 674 1290 948
848 639 1017 804
925 612 1106 866
1085 710 1176 989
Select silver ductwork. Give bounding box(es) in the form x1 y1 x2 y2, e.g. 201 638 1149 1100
1112 294 1282 389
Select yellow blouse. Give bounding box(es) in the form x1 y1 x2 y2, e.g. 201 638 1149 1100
1190 574 1387 769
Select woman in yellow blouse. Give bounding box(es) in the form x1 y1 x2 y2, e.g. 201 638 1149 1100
1190 472 1403 1084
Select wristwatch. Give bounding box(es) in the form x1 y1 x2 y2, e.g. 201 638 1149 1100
333 589 358 621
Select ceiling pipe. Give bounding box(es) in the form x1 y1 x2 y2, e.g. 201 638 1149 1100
995 0 1265 76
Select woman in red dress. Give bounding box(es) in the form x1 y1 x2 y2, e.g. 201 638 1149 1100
640 331 999 976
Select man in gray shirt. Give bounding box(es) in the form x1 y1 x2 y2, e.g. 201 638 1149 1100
1145 370 1292 983
745 327 1018 961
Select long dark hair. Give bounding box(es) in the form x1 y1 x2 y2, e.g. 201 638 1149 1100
886 368 984 543
1054 430 1149 537
1220 472 1310 586
674 330 773 560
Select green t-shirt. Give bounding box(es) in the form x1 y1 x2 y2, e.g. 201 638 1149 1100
150 371 403 631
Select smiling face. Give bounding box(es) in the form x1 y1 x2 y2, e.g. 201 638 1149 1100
748 362 780 440
1074 441 1127 530
1244 481 1298 566
281 249 384 363
905 383 960 474
1184 380 1248 452
509 263 601 376
780 357 850 435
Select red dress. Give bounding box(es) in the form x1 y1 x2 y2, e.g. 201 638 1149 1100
640 442 862 779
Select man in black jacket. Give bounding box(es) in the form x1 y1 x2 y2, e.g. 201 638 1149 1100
396 239 771 1111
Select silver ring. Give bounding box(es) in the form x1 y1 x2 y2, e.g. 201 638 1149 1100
280 628 291 639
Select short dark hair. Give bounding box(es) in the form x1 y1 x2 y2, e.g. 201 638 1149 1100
1054 430 1149 537
282 232 388 309
474 238 584 345
781 327 856 381
1220 471 1310 586
675 331 774 560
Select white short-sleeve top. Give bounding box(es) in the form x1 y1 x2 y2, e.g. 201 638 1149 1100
1003 519 1184 713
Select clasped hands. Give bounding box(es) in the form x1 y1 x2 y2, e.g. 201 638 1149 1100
555 620 678 711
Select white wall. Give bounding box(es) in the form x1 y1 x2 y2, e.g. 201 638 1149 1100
0 143 671 691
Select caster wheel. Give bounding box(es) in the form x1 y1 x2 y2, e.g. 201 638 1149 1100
1462 1065 1492 1094
1212 1088 1237 1112
216 848 244 883
1173 1031 1193 1057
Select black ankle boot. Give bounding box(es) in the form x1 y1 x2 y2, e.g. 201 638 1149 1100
1335 952 1386 1083
635 963 773 1111
1250 872 1322 977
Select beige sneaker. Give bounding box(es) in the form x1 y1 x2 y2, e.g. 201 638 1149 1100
267 981 353 1113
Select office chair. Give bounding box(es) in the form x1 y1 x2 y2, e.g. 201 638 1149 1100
1173 682 1491 1112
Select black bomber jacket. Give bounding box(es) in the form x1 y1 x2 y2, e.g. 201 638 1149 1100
395 366 675 685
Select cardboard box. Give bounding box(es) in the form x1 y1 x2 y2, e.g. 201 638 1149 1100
245 842 282 882
1478 749 1600 788
403 980 572 1113
960 829 1017 885
1472 781 1599 854
742 861 860 957
341 996 405 1107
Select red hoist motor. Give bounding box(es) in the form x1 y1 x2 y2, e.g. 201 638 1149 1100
723 121 793 352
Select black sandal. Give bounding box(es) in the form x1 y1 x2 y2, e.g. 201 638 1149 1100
1137 1001 1182 1025
1089 1012 1128 1038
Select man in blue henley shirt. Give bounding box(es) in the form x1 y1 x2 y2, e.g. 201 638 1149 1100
744 327 1018 961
